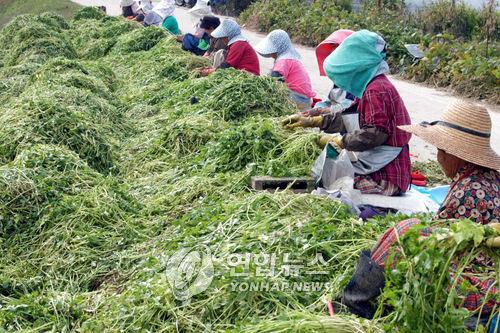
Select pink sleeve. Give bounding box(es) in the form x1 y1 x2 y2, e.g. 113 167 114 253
273 59 291 77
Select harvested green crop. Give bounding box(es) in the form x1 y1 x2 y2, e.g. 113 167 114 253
112 26 167 54
148 70 226 107
159 54 210 81
201 117 284 173
0 62 41 102
380 220 499 332
0 13 70 67
73 6 106 21
80 191 391 331
131 170 249 219
0 9 496 333
0 179 142 289
31 58 113 99
153 68 297 118
152 114 227 158
264 130 322 177
204 69 297 121
71 17 138 59
36 12 71 30
0 144 100 234
0 86 117 172
236 311 382 332
3 22 76 66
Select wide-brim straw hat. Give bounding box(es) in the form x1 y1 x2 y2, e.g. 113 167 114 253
399 100 499 170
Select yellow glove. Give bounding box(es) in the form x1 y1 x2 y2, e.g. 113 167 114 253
485 223 500 248
281 115 323 129
485 237 500 248
319 134 344 149
488 223 500 233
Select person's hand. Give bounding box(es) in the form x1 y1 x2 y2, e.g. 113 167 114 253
281 115 323 129
176 35 184 42
203 52 210 58
319 133 344 149
300 107 331 117
196 67 215 77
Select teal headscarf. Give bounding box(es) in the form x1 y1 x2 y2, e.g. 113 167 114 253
323 30 387 99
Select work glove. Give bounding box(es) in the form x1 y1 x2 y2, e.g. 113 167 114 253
319 133 344 149
485 223 500 248
300 107 331 117
486 237 500 248
281 115 323 129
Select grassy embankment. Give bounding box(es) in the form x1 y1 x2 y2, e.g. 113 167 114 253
0 0 80 27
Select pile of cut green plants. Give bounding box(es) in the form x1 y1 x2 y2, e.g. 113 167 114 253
0 7 497 333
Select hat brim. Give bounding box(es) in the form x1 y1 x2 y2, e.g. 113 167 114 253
399 124 500 171
188 5 212 17
255 37 277 56
211 27 227 38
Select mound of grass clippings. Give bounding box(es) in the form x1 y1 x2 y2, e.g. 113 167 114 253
0 10 496 333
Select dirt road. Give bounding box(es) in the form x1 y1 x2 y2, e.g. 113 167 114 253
71 0 500 161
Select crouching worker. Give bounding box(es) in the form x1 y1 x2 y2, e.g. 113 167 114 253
254 30 316 110
177 16 221 56
144 0 178 34
200 19 260 76
121 0 140 17
342 101 500 330
283 30 412 196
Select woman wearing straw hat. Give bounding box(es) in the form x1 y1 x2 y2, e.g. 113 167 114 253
283 30 412 197
254 30 316 111
341 100 499 323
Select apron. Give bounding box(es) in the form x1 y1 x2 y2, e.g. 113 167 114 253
340 106 402 175
312 104 403 188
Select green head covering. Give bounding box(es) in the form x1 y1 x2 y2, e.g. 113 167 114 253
323 30 386 99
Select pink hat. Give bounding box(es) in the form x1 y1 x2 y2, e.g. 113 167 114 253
316 29 354 76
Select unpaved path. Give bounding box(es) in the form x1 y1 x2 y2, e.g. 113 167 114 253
71 0 500 162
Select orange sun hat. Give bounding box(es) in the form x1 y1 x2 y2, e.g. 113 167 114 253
315 29 354 76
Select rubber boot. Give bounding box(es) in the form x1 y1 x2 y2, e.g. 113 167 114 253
341 250 386 319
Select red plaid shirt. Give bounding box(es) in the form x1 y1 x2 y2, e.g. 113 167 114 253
356 75 412 192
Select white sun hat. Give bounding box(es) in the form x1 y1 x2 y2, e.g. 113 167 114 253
211 18 247 45
120 0 136 6
255 29 301 60
188 0 213 19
